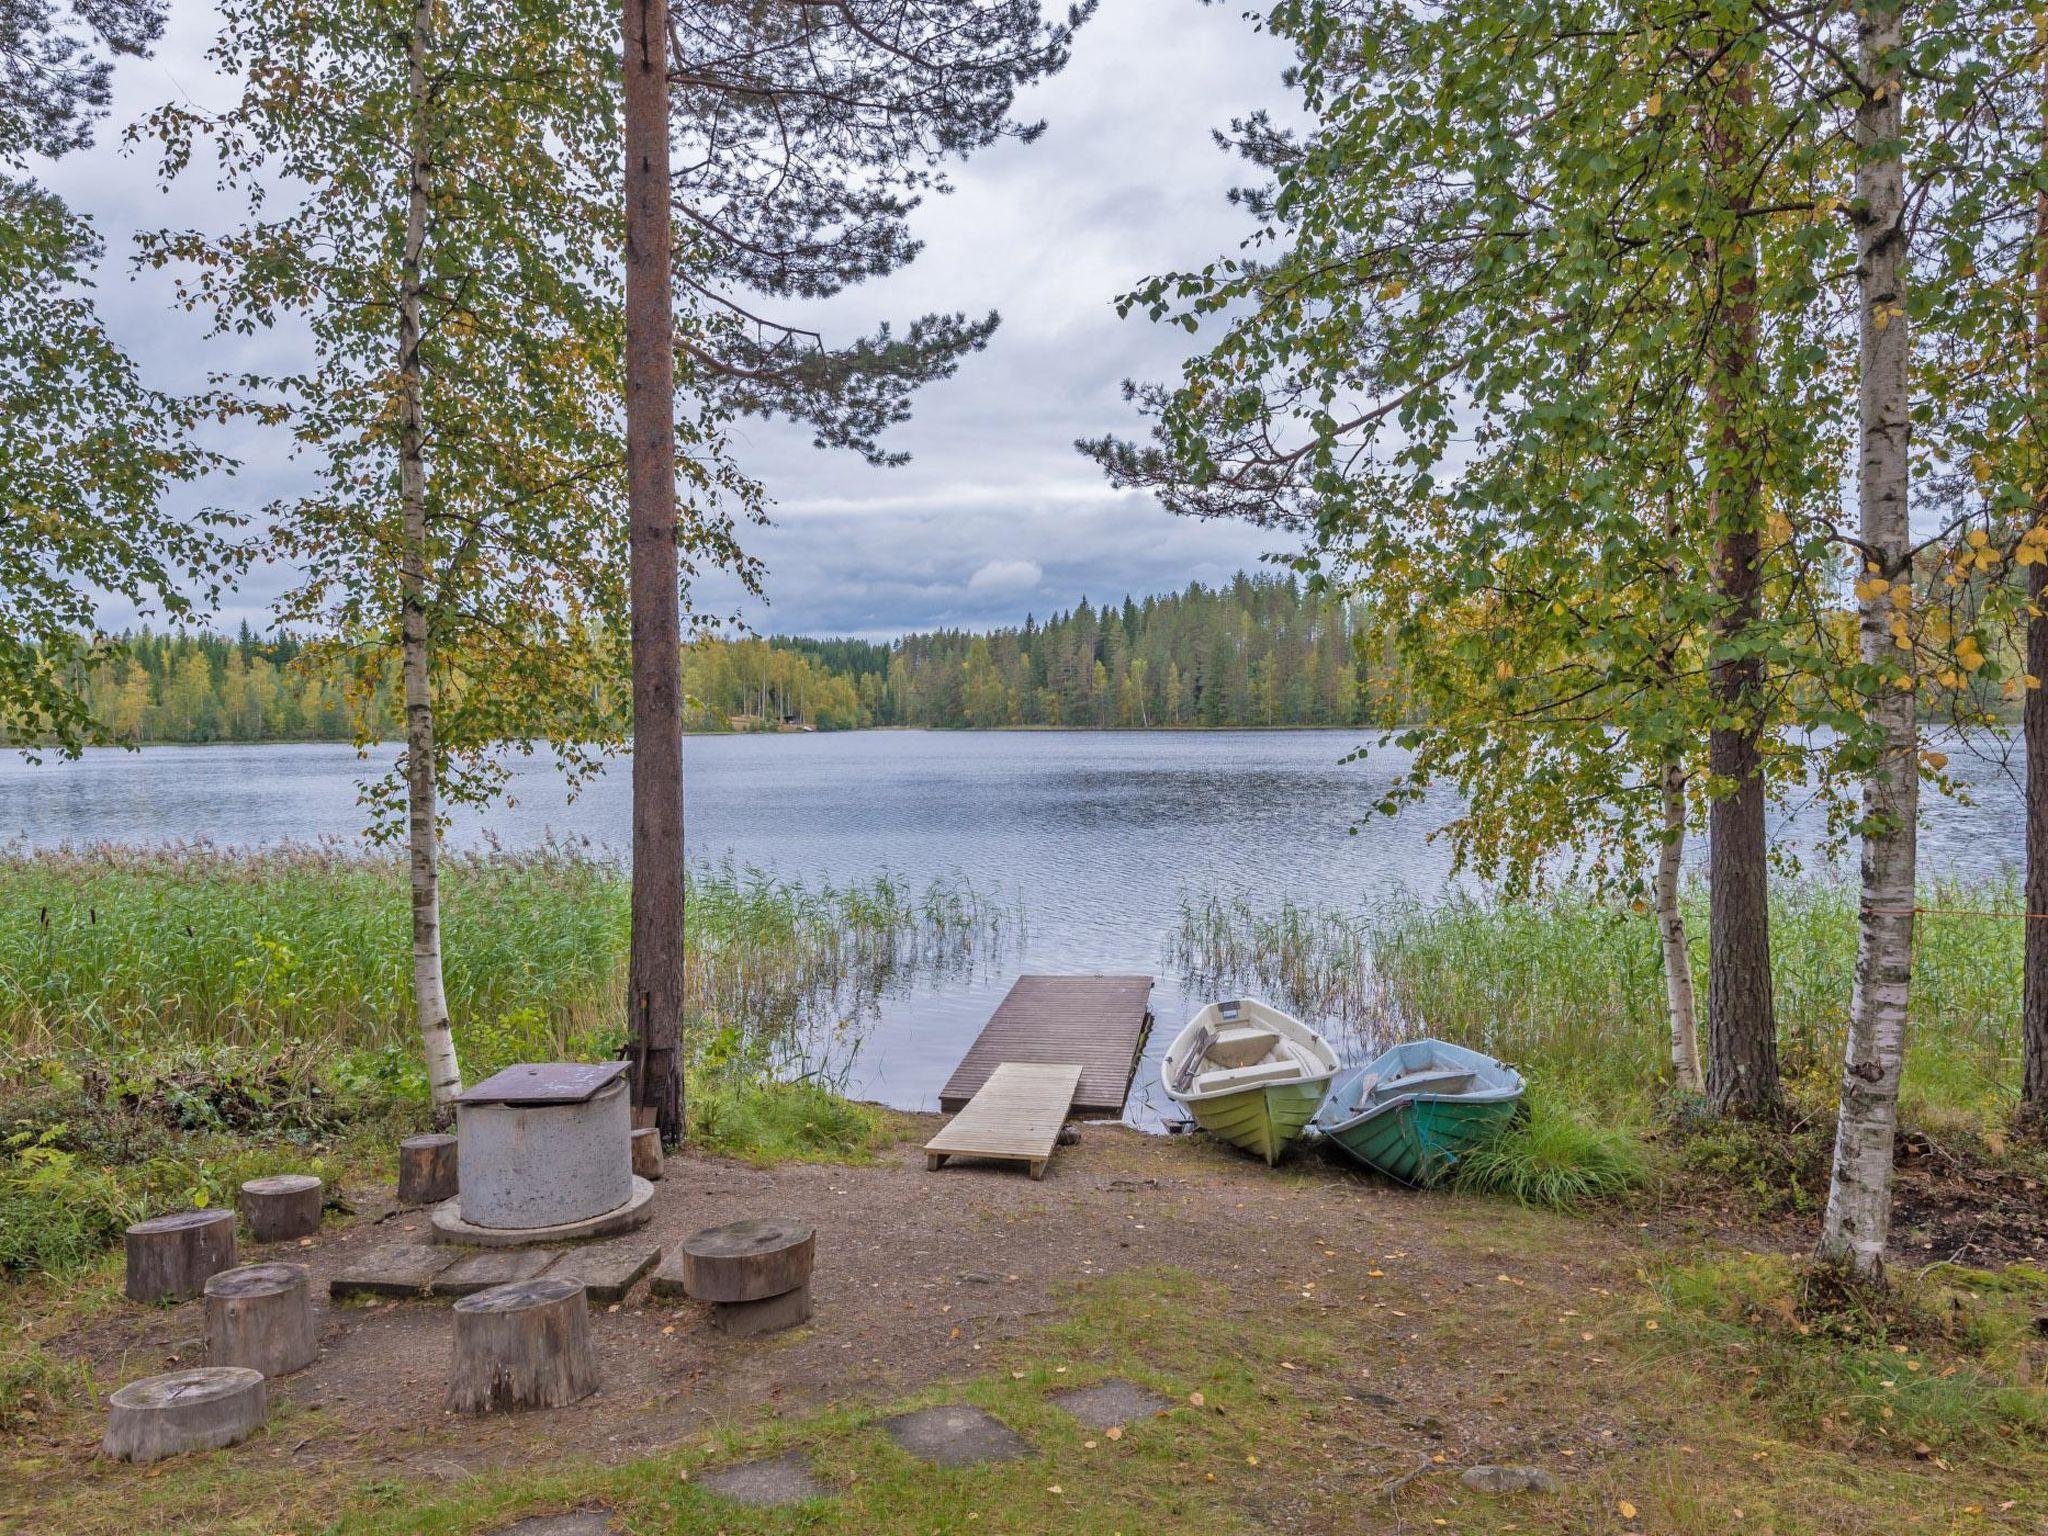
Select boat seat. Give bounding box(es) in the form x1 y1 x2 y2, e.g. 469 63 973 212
1205 1025 1282 1070
1193 1058 1301 1095
1379 1068 1478 1098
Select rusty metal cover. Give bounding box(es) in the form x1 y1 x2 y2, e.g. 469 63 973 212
452 1061 628 1107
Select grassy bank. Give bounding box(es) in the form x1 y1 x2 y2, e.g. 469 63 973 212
1175 877 2025 1130
0 845 996 1283
1175 877 2039 1211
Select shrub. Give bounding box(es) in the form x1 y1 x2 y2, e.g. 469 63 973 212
1450 1095 1647 1210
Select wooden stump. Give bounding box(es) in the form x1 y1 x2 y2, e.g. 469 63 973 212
103 1367 266 1462
238 1174 323 1242
677 1218 814 1304
205 1263 317 1378
447 1277 598 1414
397 1134 458 1206
711 1282 813 1337
630 1126 663 1181
125 1209 237 1304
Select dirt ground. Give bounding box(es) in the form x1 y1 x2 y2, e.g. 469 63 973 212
35 1118 1648 1484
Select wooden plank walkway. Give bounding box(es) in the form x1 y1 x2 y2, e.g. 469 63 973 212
938 974 1154 1115
925 1063 1084 1180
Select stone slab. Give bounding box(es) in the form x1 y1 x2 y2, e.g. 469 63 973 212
880 1404 1033 1467
431 1247 559 1298
485 1514 616 1536
1047 1379 1175 1430
697 1449 832 1508
430 1176 655 1248
545 1241 662 1305
330 1245 457 1300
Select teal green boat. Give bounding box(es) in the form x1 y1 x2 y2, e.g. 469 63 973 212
1310 1040 1524 1186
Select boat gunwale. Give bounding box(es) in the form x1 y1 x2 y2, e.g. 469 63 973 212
1310 1042 1524 1138
1160 998 1340 1109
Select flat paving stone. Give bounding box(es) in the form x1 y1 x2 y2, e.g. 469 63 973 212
430 1248 558 1297
1048 1379 1175 1430
545 1241 662 1305
880 1404 1033 1467
484 1513 615 1536
329 1245 456 1300
697 1449 831 1507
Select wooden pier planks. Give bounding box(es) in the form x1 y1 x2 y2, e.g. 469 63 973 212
925 1063 1085 1180
937 974 1155 1116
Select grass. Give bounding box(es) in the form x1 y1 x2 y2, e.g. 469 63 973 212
1653 1251 2048 1454
0 844 1005 1283
1174 874 2040 1208
18 1243 2048 1534
1449 1096 1648 1209
1174 876 2027 1128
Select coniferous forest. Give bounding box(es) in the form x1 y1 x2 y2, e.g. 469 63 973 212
80 573 1397 740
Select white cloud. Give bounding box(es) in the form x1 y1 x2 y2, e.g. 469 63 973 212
48 0 1304 640
967 558 1043 592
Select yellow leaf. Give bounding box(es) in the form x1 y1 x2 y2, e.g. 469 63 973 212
1619 1500 1638 1519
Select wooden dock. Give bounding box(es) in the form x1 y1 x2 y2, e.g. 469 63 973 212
925 1063 1084 1180
937 974 1154 1115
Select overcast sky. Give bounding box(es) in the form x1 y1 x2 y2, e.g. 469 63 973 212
43 0 1301 642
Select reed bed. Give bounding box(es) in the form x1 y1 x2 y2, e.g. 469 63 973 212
0 841 1008 1089
1172 876 2026 1127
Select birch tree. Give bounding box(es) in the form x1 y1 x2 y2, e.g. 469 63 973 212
1085 0 1851 1102
1 0 241 755
143 0 758 1111
1815 0 1916 1280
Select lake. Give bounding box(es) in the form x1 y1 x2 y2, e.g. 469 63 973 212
4 729 2033 1123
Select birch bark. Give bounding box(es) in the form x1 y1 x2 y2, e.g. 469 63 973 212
1818 0 1917 1280
398 0 460 1113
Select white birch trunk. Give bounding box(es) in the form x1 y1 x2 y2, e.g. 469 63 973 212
1656 761 1704 1096
400 0 460 1113
1817 0 1916 1280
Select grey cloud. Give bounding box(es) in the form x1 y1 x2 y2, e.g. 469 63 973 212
41 0 1300 639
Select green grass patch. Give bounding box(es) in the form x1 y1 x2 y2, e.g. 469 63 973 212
1449 1095 1647 1210
1176 874 2031 1135
686 1077 901 1165
1652 1251 2048 1454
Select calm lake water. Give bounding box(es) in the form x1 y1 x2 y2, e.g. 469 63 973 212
3 730 2033 1123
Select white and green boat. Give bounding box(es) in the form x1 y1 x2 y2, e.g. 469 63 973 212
1162 998 1339 1166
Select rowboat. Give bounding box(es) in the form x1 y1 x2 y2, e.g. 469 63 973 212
1162 999 1340 1165
1310 1039 1524 1186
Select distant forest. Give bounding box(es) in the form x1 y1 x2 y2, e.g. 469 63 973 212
76 574 1397 743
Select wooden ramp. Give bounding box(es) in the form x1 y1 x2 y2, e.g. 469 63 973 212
938 974 1155 1115
925 1063 1084 1180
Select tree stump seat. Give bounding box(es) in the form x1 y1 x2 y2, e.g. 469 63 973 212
397 1134 458 1206
676 1218 815 1303
125 1209 237 1304
103 1367 266 1463
238 1174 323 1242
630 1126 663 1180
205 1262 318 1378
446 1277 598 1414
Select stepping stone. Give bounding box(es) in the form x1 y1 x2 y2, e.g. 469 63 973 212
697 1449 831 1508
330 1245 457 1300
485 1514 616 1536
545 1241 662 1305
1048 1379 1174 1430
880 1404 1033 1467
431 1248 558 1298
